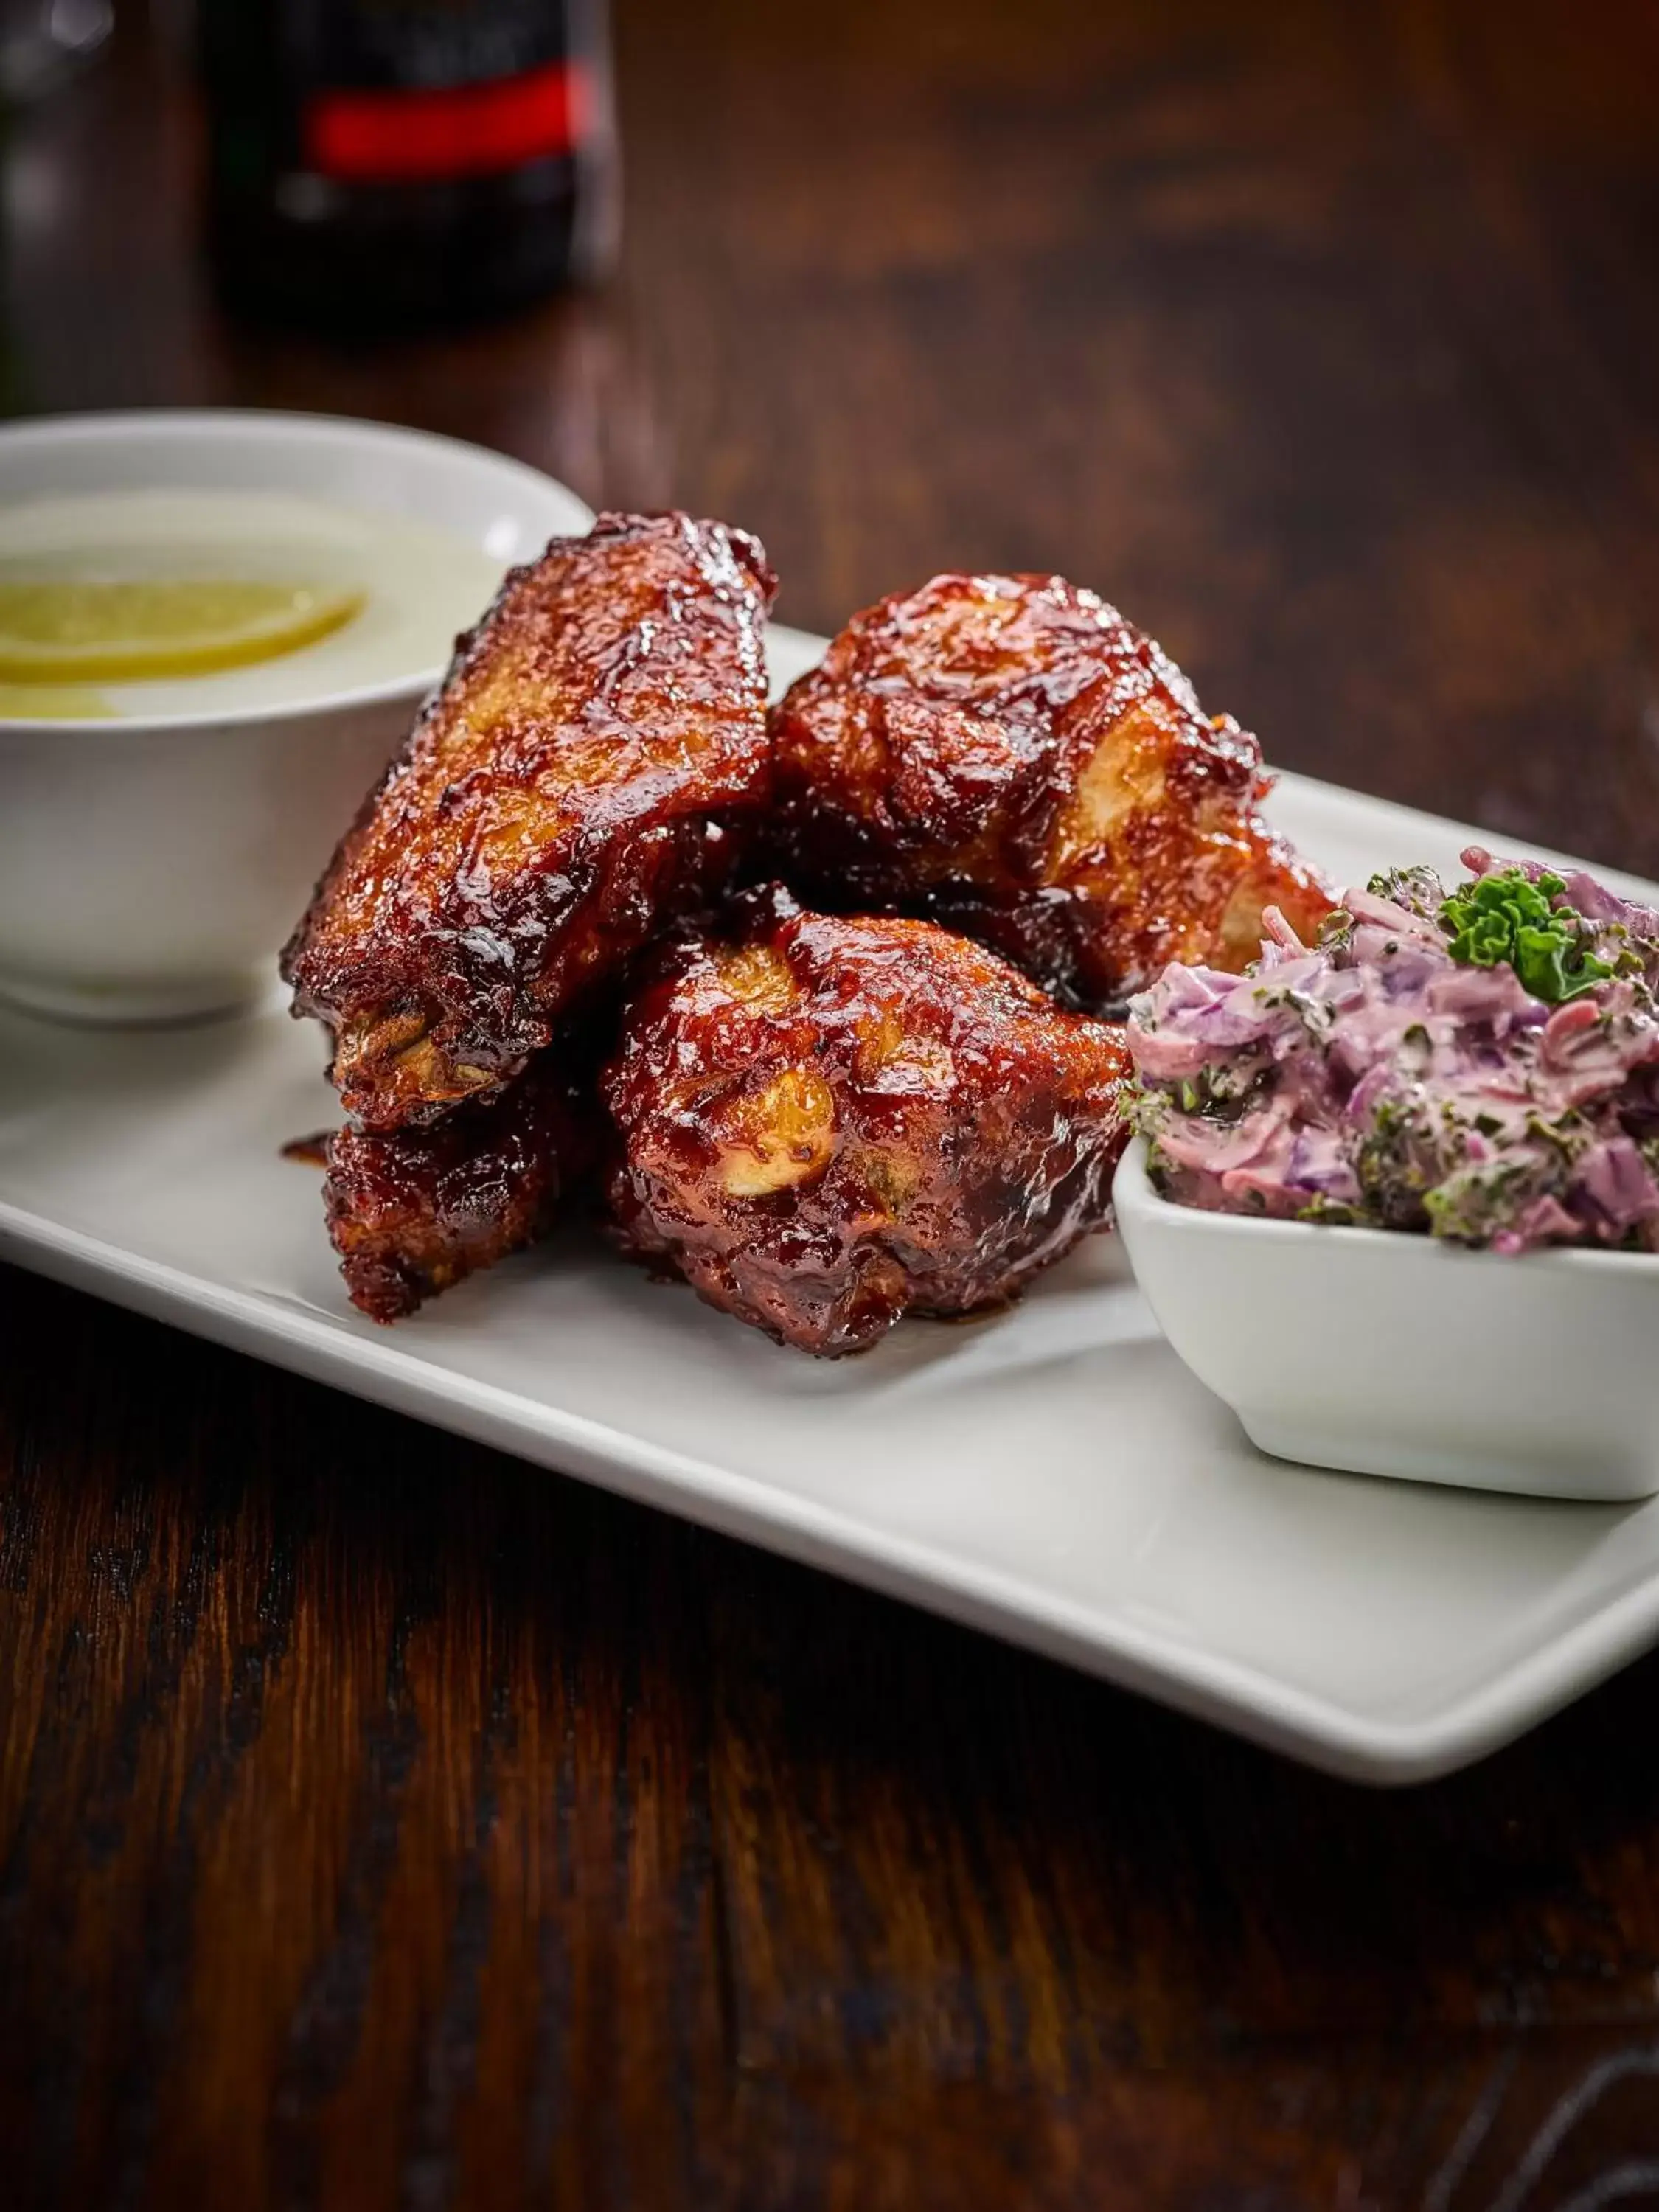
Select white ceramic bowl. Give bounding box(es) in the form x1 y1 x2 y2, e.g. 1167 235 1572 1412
0 411 592 1024
1113 1136 1659 1502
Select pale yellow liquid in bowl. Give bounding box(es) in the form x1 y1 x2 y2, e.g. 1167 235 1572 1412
0 490 509 721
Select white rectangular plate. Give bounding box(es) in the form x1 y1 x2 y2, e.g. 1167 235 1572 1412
4 625 1658 1784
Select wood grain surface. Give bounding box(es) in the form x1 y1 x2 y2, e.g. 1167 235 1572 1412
5 2 1659 2205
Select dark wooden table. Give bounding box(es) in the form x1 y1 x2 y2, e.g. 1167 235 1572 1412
6 4 1659 2205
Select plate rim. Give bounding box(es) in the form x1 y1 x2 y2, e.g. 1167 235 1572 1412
4 757 1658 1787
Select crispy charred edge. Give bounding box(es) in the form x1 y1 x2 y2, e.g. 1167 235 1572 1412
601 886 1135 1356
324 808 755 1134
282 523 599 1009
282 512 776 997
757 793 1286 1016
905 815 1338 1012
281 512 779 1127
323 1050 599 1323
765 569 1205 836
764 579 1329 1008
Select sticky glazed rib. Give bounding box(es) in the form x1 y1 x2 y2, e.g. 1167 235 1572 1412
602 886 1133 1356
285 512 776 1132
767 572 1331 1009
324 1054 595 1322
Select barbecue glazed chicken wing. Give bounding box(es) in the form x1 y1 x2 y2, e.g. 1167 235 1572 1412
768 572 1330 1010
325 1053 595 1322
285 512 776 1132
603 886 1133 1356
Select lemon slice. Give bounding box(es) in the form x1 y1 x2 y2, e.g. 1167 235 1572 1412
0 580 366 684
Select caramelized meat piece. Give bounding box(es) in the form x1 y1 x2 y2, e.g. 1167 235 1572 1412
285 512 776 1131
768 572 1331 1009
603 886 1133 1356
325 1056 594 1322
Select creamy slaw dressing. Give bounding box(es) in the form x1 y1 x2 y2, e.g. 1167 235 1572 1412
1128 848 1659 1253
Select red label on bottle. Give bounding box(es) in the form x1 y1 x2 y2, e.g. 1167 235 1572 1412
305 60 585 182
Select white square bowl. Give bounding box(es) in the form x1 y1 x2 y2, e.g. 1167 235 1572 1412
1114 1138 1659 1503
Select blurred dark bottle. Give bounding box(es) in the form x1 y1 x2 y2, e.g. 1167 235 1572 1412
196 0 616 330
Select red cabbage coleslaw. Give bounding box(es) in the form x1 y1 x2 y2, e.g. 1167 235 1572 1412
1126 848 1659 1253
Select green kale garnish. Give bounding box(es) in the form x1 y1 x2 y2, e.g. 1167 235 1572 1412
1438 867 1613 1003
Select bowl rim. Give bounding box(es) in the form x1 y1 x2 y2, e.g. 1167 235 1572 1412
0 408 587 737
1113 1131 1659 1279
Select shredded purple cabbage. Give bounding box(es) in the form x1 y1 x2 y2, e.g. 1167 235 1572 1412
1127 846 1659 1252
